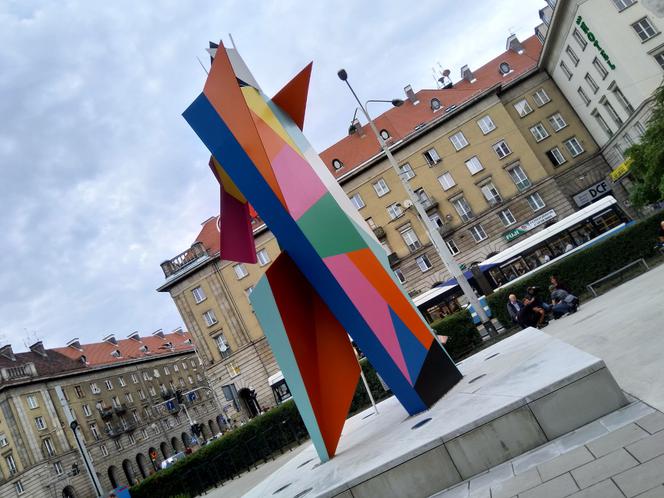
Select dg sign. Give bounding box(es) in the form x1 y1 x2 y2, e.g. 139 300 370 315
573 180 612 207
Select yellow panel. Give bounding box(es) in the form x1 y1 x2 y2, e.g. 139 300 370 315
211 157 246 202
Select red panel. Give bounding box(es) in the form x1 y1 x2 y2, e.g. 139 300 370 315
267 252 360 457
272 62 313 130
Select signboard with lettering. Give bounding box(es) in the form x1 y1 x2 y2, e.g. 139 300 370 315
610 159 632 182
576 16 616 70
573 180 612 207
504 209 556 242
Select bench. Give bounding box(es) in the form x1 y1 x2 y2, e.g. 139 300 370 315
586 258 650 297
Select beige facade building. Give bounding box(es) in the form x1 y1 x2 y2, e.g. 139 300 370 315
0 331 221 498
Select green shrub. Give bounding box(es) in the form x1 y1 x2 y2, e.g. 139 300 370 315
430 310 483 361
486 212 663 328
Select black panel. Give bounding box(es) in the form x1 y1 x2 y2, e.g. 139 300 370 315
413 344 462 407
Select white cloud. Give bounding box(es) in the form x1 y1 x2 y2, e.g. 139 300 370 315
0 0 542 350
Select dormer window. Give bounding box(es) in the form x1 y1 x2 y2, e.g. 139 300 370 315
80 355 88 364
332 159 343 170
430 98 442 111
499 62 512 76
379 129 390 140
110 350 122 358
139 345 149 353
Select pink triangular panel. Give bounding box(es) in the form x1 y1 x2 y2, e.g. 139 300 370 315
219 185 258 264
271 144 327 220
323 253 411 383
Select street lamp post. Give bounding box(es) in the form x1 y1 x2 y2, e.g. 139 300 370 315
337 69 497 338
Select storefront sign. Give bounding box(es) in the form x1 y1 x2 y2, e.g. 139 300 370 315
504 209 556 242
576 16 616 70
610 159 632 182
573 180 612 207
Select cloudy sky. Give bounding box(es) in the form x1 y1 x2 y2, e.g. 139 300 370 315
0 0 542 350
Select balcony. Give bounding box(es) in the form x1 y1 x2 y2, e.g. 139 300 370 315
420 198 439 212
113 403 127 415
387 252 400 267
123 422 137 433
99 407 114 420
372 226 386 239
160 241 208 278
105 425 123 438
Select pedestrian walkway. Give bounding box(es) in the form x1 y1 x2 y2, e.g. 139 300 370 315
431 401 664 498
544 263 664 412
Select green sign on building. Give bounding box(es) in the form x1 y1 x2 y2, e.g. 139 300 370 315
504 209 557 242
576 16 616 70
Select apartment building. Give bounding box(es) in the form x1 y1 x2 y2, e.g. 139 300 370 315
0 330 221 497
539 0 664 187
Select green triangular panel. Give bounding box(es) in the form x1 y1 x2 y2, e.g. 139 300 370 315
296 193 368 258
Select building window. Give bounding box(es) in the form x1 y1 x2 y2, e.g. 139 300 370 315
423 147 442 166
202 310 218 327
560 60 573 80
182 362 188 370
399 163 415 181
256 248 270 266
632 17 658 42
513 99 533 117
90 423 100 440
43 438 56 457
438 172 456 191
498 209 517 227
226 362 241 378
332 159 343 170
565 46 580 66
163 366 170 375
507 164 531 192
350 193 365 210
192 286 206 303
125 392 134 404
633 121 647 139
373 178 390 197
99 444 109 457
214 334 232 358
564 137 585 157
233 263 248 279
527 192 546 211
446 239 460 255
452 197 473 222
480 182 502 206
104 380 113 391
546 147 567 166
379 129 390 140
429 213 444 228
572 28 587 51
655 50 664 70
493 140 512 159
400 228 422 252
584 73 599 94
35 417 47 430
477 115 496 134
386 203 403 220
72 385 83 398
591 109 614 137
53 461 64 476
592 57 608 80
614 143 625 161
459 156 486 178
118 376 126 387
0 433 7 447
128 433 136 445
114 439 123 450
530 123 550 142
469 225 488 242
548 113 567 132
601 97 623 126
394 269 406 284
15 481 24 495
82 404 92 417
449 131 469 150
365 217 376 229
148 385 156 397
6 454 17 475
610 83 635 114
27 394 38 409
245 286 254 302
577 87 591 106
416 255 433 272
173 364 179 372
131 373 139 384
532 88 551 107
611 0 635 10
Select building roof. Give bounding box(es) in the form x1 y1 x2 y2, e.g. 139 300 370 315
0 349 87 379
52 330 194 367
190 36 542 257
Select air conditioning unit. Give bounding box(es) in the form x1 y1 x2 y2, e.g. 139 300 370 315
403 200 413 208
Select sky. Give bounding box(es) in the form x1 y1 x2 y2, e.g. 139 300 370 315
0 0 543 350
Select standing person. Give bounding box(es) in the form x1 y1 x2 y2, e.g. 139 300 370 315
658 220 664 248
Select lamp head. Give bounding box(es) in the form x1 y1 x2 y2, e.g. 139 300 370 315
348 123 358 135
391 98 405 107
337 69 348 81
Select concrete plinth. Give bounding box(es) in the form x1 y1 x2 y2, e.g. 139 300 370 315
244 328 628 498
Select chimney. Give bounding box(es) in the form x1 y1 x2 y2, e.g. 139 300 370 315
349 118 365 137
152 329 165 339
460 65 476 83
102 334 118 346
404 85 419 104
29 341 47 358
67 338 82 351
507 34 524 54
0 345 15 362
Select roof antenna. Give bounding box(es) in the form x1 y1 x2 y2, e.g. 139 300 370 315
229 33 237 50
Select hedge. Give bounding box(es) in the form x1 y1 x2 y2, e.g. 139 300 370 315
430 310 483 361
131 359 390 498
486 211 663 328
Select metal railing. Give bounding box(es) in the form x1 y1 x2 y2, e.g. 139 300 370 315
586 258 649 297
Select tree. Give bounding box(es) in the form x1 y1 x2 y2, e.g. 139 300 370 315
625 84 664 207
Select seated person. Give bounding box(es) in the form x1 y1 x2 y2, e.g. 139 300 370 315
550 286 579 318
521 294 547 328
506 294 525 328
525 286 551 312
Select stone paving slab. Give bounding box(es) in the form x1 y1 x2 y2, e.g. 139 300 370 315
570 448 638 489
586 423 649 457
518 473 578 498
635 485 664 498
536 446 594 482
625 429 664 463
613 454 664 497
567 479 624 498
636 412 664 435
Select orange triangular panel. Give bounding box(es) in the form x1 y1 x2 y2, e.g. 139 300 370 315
272 62 313 130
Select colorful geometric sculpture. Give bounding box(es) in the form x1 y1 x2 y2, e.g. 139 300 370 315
183 41 462 462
